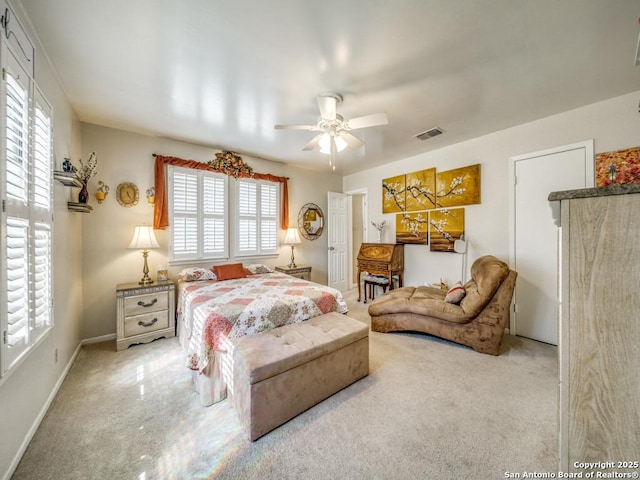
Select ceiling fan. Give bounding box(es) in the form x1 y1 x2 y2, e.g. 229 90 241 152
274 93 388 170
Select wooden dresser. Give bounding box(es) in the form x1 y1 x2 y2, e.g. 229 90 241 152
549 184 640 472
356 243 404 302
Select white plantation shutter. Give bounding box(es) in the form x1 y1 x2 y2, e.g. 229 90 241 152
238 181 257 253
171 170 198 257
5 218 29 366
1 45 54 376
33 94 52 210
203 175 226 255
4 64 28 203
236 179 279 256
169 166 228 261
32 223 52 337
260 183 277 251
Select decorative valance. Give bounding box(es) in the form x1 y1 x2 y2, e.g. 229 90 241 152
153 154 289 230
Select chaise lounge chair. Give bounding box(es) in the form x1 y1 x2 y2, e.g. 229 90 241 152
367 255 517 355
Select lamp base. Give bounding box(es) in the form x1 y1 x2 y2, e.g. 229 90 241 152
289 245 297 269
138 250 154 285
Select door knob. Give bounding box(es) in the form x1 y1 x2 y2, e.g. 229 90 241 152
329 246 335 250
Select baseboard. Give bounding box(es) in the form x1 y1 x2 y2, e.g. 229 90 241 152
81 333 116 345
3 341 83 480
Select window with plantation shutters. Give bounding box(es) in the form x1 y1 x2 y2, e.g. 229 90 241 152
169 166 228 262
1 43 54 376
167 166 281 263
235 179 278 257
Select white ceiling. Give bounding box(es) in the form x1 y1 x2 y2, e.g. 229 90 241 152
17 0 640 174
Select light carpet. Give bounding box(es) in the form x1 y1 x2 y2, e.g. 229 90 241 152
12 288 558 479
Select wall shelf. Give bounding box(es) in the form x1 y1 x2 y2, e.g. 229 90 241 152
54 170 82 187
67 202 92 213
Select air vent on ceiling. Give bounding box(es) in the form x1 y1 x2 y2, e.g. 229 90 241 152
414 127 445 141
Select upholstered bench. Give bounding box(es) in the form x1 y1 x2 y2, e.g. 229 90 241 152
228 312 369 441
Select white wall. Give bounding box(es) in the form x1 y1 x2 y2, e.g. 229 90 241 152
0 4 83 479
79 123 343 340
344 90 640 288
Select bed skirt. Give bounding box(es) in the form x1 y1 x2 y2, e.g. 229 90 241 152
191 350 230 406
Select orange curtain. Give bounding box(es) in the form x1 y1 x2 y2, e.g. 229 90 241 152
153 155 289 230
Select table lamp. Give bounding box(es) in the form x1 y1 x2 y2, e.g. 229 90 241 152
129 225 160 285
454 234 468 283
284 227 301 268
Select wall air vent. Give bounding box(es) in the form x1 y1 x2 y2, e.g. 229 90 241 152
414 127 445 141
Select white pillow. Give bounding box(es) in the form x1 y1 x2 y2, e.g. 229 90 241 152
178 267 217 282
244 264 274 274
444 281 466 304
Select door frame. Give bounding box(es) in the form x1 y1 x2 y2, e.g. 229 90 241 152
508 139 594 336
345 188 368 289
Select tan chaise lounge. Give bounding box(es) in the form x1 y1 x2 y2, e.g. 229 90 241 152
368 255 517 355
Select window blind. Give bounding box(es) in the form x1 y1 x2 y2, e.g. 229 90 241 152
33 98 52 209
169 167 228 261
1 48 54 376
236 179 278 256
5 218 29 366
5 69 28 202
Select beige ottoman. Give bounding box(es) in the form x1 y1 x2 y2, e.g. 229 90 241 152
228 312 369 441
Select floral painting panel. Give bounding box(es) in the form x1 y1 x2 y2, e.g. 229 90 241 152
382 174 406 213
595 146 640 187
396 212 428 244
436 164 481 208
405 168 436 212
429 208 465 253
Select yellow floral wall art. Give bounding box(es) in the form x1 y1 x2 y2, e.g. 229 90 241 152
429 208 465 252
405 168 436 212
435 164 481 208
396 212 429 244
382 174 406 213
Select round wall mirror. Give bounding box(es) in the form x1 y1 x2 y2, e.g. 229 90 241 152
298 203 324 240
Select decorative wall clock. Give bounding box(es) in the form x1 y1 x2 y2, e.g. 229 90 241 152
116 182 139 207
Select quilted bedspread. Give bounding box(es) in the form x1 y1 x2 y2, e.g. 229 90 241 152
177 273 348 372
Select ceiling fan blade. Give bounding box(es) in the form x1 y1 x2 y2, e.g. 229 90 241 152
338 131 364 149
317 94 337 121
345 112 388 130
302 134 323 151
274 124 319 131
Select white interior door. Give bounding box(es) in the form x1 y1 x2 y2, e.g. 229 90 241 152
510 140 594 345
328 191 348 291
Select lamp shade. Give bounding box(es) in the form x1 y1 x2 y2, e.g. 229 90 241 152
453 237 467 254
319 133 347 154
128 225 160 250
284 227 301 245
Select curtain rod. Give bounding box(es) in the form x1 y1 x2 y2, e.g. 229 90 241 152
152 153 289 179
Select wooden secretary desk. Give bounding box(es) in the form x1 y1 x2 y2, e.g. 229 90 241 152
356 243 404 302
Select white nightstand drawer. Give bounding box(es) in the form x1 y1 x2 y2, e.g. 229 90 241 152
124 291 168 316
116 281 175 352
124 311 169 337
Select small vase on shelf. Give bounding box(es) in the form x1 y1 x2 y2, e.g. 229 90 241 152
78 182 89 204
377 230 382 243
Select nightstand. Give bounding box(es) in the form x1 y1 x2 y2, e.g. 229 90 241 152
275 265 312 280
116 281 175 351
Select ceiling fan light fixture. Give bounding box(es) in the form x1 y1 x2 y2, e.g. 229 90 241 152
318 132 347 154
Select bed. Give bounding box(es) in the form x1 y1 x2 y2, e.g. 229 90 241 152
177 265 348 405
